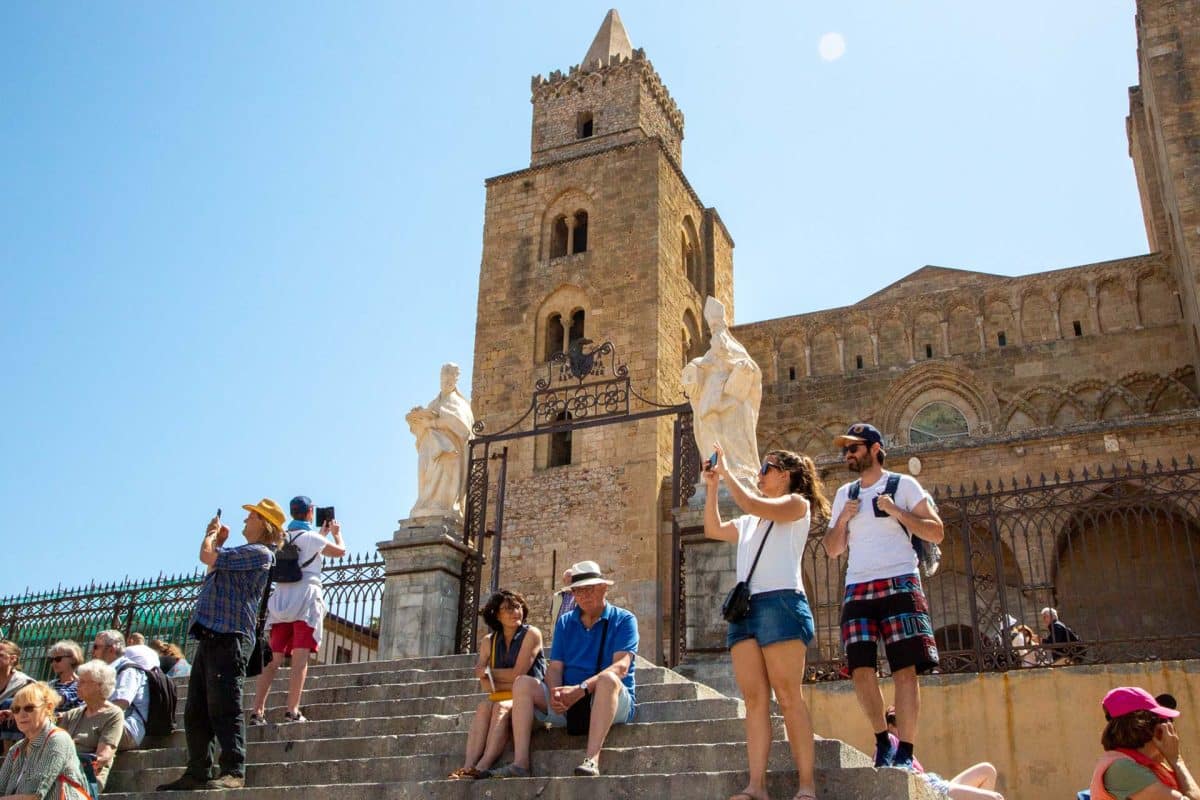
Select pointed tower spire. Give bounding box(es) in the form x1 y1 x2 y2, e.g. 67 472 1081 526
581 9 633 72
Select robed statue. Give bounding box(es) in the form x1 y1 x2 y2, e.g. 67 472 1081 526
682 297 762 488
406 363 475 519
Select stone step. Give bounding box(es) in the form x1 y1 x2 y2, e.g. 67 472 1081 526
109 740 877 794
118 718 791 771
178 664 680 701
171 654 479 688
107 766 937 800
173 680 709 724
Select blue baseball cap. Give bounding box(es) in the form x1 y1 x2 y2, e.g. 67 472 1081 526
833 423 884 449
290 496 314 517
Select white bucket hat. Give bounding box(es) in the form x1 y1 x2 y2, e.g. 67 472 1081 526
558 560 615 593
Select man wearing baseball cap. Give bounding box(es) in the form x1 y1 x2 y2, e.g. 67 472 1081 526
491 561 638 779
824 423 944 770
157 500 284 791
1090 686 1196 799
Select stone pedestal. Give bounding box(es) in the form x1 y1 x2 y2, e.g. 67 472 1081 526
376 515 473 660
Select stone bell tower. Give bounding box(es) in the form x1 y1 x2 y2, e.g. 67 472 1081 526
469 9 734 658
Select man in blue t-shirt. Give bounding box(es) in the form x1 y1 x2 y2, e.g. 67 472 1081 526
489 560 638 779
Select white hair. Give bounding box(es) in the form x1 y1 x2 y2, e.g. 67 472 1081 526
1040 607 1058 621
95 630 126 654
77 659 117 698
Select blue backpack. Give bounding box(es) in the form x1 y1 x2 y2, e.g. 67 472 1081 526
848 473 942 577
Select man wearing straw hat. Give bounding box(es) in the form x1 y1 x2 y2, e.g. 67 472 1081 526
157 499 284 791
489 560 638 779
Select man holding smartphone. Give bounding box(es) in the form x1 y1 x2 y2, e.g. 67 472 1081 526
823 423 944 772
157 499 284 791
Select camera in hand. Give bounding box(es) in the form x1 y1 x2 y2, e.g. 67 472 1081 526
315 506 336 527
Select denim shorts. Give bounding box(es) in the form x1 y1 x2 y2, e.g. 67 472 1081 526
726 589 815 649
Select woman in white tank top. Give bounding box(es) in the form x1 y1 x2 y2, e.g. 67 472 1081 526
702 443 831 800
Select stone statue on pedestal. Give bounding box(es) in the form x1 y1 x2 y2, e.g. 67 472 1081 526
682 297 762 488
406 363 475 520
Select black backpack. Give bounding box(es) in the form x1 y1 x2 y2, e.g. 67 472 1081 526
271 532 319 584
116 663 177 737
848 473 942 577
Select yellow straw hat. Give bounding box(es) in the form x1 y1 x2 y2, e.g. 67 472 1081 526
241 498 285 529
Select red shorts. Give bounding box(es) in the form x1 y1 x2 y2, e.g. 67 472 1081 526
269 620 318 655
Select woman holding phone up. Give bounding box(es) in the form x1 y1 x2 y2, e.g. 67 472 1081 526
703 442 830 800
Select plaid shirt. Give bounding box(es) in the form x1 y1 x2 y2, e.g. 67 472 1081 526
189 543 274 636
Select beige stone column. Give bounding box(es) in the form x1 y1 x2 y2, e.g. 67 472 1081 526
376 515 474 660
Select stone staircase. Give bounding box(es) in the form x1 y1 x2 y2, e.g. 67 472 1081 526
104 653 935 799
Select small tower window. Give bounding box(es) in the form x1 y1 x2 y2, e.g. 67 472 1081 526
568 309 586 349
997 331 1007 347
577 112 594 139
544 313 565 361
550 412 573 467
788 367 796 381
1072 320 1082 337
856 355 864 369
572 211 589 254
550 216 568 258
924 344 933 359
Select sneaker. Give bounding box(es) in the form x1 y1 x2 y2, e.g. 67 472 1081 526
574 756 600 777
156 774 210 791
206 774 245 790
890 753 915 771
283 710 307 723
248 711 267 726
873 739 892 768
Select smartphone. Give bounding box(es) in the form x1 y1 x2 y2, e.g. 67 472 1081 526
315 506 336 527
707 452 718 470
216 508 222 520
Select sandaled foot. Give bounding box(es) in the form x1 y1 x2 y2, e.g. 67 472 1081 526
728 792 767 800
447 767 479 779
793 792 818 800
484 763 530 779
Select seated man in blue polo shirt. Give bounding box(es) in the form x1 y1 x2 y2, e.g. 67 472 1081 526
490 560 637 779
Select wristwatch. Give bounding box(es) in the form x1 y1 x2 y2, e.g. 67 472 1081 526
577 681 589 694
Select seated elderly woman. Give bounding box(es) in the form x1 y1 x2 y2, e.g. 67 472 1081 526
0 640 35 755
46 641 85 713
58 660 124 796
0 682 90 800
447 590 546 780
1088 686 1200 800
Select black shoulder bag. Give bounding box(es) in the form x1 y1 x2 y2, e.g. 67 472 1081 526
721 520 775 623
565 617 609 736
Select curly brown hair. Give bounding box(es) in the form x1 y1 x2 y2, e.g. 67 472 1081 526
479 590 530 633
765 449 832 521
1101 709 1163 750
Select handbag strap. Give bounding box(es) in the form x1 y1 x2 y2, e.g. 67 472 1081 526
594 618 610 675
744 520 776 584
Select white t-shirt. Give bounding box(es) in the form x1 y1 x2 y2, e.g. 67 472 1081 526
829 472 933 585
733 512 811 595
266 528 328 639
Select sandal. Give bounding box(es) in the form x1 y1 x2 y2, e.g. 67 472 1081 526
793 793 818 800
484 763 531 779
447 767 481 780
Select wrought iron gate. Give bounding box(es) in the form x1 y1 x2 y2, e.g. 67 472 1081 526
453 340 698 653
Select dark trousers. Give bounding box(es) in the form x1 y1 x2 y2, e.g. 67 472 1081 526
184 632 250 779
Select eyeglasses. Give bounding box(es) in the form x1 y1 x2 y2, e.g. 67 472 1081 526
91 644 105 651
49 656 69 663
841 443 865 455
760 461 783 475
11 705 39 715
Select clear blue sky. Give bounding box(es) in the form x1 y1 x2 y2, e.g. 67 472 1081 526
0 2 1145 598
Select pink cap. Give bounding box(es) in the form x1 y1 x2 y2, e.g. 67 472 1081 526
1102 687 1180 719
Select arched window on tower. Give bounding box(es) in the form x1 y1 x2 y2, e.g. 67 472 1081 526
568 309 586 349
549 411 573 467
682 216 702 295
550 216 569 259
577 111 594 139
572 211 589 254
544 313 565 361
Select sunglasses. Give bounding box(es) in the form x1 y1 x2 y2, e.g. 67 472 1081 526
11 705 39 715
841 443 865 455
760 461 783 475
49 656 70 663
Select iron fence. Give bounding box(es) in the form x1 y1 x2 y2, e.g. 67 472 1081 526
797 458 1200 679
0 552 384 681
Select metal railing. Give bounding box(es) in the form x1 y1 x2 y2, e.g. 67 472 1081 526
0 552 384 681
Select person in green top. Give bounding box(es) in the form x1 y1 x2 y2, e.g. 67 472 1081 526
0 682 89 800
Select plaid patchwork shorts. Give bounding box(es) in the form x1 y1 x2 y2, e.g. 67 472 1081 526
840 573 939 673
